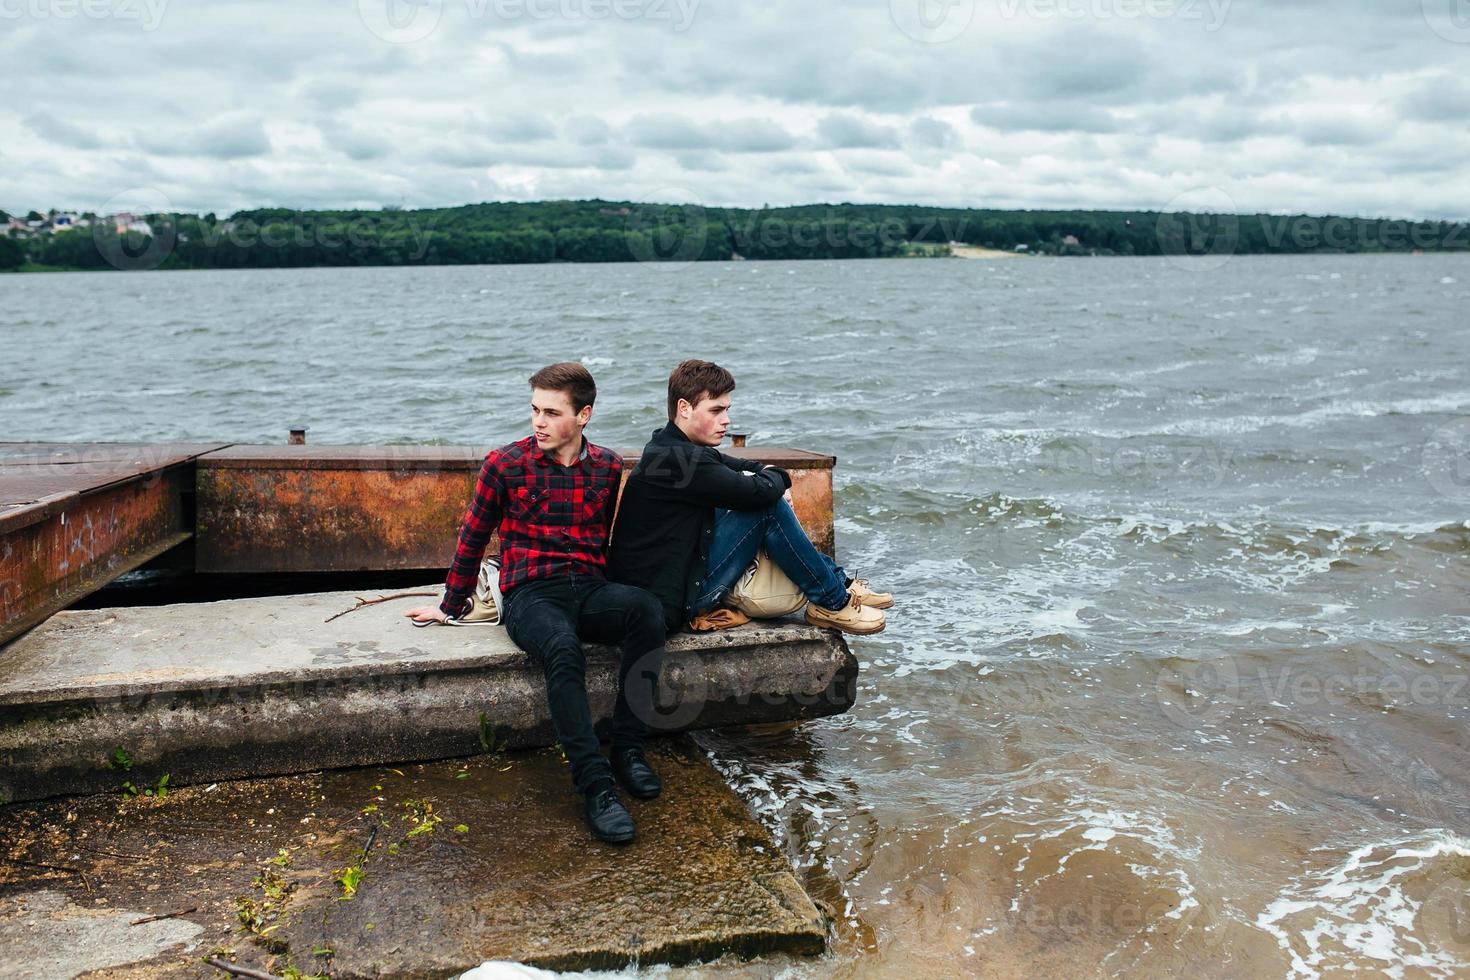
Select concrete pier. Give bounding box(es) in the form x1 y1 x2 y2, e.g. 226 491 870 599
0 587 856 805
0 738 828 977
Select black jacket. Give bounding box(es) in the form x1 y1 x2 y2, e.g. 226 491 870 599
608 422 791 631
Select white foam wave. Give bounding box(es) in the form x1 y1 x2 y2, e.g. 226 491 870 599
458 964 663 979
990 792 1204 945
1253 347 1321 367
1070 391 1470 440
1256 830 1470 980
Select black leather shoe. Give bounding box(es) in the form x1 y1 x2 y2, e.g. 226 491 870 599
611 747 662 800
584 787 635 844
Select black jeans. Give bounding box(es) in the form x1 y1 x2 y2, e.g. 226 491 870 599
502 574 667 794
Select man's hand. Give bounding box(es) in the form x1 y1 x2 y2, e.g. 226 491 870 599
755 464 794 507
404 605 449 626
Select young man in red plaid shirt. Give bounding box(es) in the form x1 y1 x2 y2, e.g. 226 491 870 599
405 363 665 845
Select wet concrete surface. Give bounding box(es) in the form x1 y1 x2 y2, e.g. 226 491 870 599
0 588 856 803
0 736 827 978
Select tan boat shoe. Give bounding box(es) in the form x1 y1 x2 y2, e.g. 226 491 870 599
847 577 893 609
805 595 886 635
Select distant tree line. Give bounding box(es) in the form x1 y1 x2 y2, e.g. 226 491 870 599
3 199 1466 272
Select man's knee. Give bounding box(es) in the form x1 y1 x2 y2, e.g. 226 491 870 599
629 589 664 630
537 632 585 677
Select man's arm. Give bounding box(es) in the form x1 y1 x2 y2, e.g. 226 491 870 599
719 453 766 474
438 453 506 617
598 455 623 553
679 446 790 511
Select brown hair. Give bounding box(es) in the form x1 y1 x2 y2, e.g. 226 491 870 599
529 362 597 413
667 359 735 421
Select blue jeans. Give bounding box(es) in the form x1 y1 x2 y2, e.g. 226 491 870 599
694 499 850 615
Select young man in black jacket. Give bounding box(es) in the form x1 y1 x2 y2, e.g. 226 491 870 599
609 359 890 636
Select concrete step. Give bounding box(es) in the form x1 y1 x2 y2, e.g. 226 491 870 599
0 587 856 804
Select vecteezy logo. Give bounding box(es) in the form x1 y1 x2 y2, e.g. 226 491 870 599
889 0 975 43
1156 186 1240 273
1423 0 1470 43
1422 419 1470 503
625 187 708 272
1420 881 1470 950
1154 653 1238 729
358 0 444 43
93 187 177 271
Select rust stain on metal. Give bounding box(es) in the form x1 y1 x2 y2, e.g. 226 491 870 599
196 464 481 573
1 442 838 624
0 442 228 535
1 444 228 646
195 444 837 573
788 468 836 556
0 469 192 646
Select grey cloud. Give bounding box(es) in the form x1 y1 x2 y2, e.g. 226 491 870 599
970 103 1119 135
417 138 637 172
659 46 932 114
1292 114 1396 147
320 122 388 162
841 153 915 178
817 114 902 149
1 0 1467 220
484 113 557 142
135 113 272 159
716 119 796 153
1184 106 1271 144
590 144 637 171
674 150 730 173
565 115 611 146
910 117 958 150
23 113 102 150
626 114 705 150
1398 76 1470 123
302 78 363 112
997 29 1149 101
772 156 828 175
492 40 587 74
419 137 499 169
625 114 796 153
1134 104 1272 143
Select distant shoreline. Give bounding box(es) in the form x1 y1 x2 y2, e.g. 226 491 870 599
949 245 1023 260
7 250 1469 276
4 199 1465 273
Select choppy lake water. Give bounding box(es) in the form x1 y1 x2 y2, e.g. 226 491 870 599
3 254 1468 978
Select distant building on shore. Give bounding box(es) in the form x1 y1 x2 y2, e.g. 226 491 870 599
113 212 153 236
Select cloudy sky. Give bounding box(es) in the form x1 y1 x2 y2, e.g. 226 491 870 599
2 0 1468 220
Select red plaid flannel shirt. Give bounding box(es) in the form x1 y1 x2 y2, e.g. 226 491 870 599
439 435 623 617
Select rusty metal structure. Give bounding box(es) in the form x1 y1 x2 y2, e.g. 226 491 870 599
1 441 837 645
0 443 227 647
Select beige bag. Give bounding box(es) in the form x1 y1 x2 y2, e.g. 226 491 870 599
447 556 503 626
726 549 807 618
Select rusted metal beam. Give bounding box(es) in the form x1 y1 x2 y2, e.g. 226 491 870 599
195 444 837 573
1 443 229 647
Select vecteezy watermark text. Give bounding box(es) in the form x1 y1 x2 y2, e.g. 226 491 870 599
358 0 699 43
1422 0 1470 43
1156 655 1470 730
0 0 166 29
996 0 1230 30
889 0 1228 43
